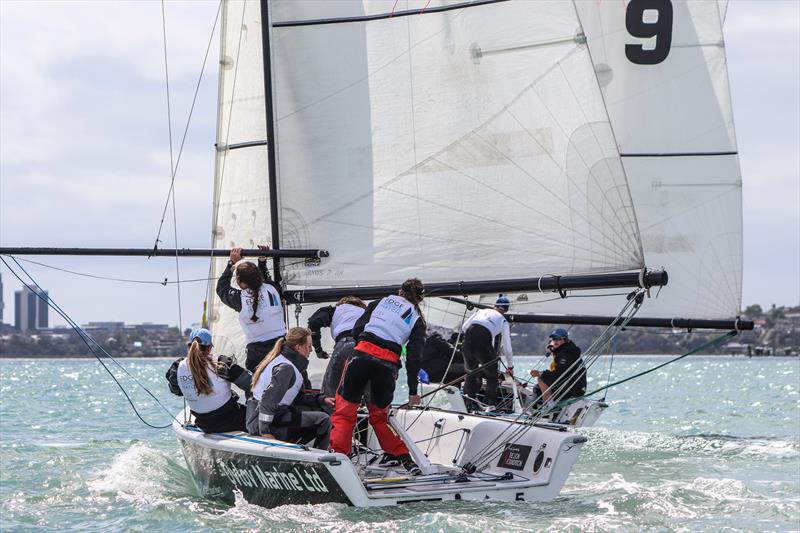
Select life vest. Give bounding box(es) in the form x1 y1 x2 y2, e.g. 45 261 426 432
463 308 507 337
238 284 286 344
331 303 364 340
251 354 303 405
177 358 233 414
363 295 420 346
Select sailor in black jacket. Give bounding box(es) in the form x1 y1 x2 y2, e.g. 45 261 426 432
421 331 466 383
530 328 587 401
307 296 367 397
329 279 426 475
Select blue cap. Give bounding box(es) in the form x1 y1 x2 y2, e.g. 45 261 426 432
548 328 569 339
188 327 213 347
495 294 510 312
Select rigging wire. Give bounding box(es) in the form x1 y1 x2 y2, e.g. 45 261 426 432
461 291 644 471
152 0 222 252
160 0 184 335
404 301 470 432
1 257 179 429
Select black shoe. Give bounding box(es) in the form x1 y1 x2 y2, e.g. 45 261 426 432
377 452 401 467
398 454 422 476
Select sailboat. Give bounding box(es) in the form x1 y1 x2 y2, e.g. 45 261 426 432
1 0 749 509
171 0 748 507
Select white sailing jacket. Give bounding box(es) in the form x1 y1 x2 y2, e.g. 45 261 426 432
238 284 287 344
177 357 234 414
462 308 514 368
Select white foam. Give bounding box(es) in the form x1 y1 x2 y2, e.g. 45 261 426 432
87 443 178 507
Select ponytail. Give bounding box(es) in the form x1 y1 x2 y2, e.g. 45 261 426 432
186 339 214 395
250 326 312 390
251 339 284 389
399 278 426 328
235 262 264 322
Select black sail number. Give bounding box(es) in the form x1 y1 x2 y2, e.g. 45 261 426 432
625 0 673 65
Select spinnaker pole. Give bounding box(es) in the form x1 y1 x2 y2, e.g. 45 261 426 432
0 247 327 259
286 269 669 304
440 296 754 331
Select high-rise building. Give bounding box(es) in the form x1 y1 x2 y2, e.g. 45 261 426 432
0 272 4 323
14 284 48 331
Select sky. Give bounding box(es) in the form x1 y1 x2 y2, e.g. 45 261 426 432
0 0 798 329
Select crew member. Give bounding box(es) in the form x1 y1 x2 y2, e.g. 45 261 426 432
421 330 466 383
169 328 248 433
530 328 586 401
329 279 426 475
216 245 287 372
461 295 514 412
247 327 334 449
307 296 367 398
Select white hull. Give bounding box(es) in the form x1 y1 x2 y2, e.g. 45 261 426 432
418 383 608 427
174 406 586 508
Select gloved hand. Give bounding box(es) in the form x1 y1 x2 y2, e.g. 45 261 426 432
165 357 183 396
315 350 330 359
216 354 236 380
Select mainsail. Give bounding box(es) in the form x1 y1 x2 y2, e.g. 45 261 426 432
208 0 741 351
270 0 643 287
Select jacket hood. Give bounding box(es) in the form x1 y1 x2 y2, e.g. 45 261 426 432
280 344 309 374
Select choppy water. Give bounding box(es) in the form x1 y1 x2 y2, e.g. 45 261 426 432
0 356 798 532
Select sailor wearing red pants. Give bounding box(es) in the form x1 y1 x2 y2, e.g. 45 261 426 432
329 279 426 475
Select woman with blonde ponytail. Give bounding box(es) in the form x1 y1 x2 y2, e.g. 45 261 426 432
173 328 248 433
329 278 427 476
246 327 334 449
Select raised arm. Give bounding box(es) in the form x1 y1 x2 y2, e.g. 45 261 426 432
307 306 335 357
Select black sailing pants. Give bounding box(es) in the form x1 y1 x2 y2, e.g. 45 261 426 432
462 324 499 406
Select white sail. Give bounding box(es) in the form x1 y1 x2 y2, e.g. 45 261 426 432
208 0 271 354
269 0 644 288
574 0 743 320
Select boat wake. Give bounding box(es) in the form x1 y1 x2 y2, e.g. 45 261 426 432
577 427 799 461
87 443 199 507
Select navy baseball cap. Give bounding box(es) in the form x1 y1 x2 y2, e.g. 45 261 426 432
495 294 510 312
548 328 569 339
188 327 213 347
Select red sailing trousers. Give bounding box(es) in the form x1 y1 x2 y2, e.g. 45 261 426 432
329 349 409 457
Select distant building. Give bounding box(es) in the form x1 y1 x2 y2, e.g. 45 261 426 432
0 272 4 323
82 322 125 335
14 285 49 331
124 322 171 333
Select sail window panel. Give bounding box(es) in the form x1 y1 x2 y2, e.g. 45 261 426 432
272 0 643 286
576 0 736 155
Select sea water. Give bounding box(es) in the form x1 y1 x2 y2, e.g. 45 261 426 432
0 356 797 532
